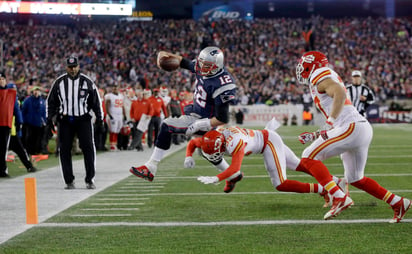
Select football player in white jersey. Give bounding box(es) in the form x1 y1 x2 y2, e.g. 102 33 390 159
296 51 410 222
197 126 328 199
104 84 126 151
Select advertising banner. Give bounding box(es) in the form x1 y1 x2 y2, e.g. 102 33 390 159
193 0 253 21
0 1 132 16
229 104 304 127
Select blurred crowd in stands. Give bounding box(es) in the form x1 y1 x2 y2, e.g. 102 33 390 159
0 16 411 107
1 16 412 154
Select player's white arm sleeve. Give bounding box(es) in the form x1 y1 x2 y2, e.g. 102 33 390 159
214 158 229 172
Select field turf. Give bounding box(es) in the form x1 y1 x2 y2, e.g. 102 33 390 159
1 124 411 253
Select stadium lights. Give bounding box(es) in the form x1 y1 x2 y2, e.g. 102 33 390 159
0 1 132 16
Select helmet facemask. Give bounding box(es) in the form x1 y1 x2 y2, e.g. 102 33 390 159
201 149 224 163
201 130 226 163
296 61 315 85
195 46 224 77
196 58 219 76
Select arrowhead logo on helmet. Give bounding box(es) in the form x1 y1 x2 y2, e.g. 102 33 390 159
296 51 329 85
201 130 226 163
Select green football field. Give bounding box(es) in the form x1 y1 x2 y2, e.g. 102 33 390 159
1 124 412 253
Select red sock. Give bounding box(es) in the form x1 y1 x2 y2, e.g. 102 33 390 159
276 180 317 193
299 158 334 187
351 177 393 202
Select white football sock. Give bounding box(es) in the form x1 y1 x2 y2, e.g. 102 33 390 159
146 147 167 175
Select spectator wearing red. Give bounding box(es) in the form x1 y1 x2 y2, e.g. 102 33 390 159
0 70 17 177
147 88 168 148
128 89 152 151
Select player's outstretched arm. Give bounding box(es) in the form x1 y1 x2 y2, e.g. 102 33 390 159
156 51 183 71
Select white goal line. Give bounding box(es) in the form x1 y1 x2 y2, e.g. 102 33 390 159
38 219 412 227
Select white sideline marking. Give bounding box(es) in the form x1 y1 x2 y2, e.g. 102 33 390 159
113 189 412 196
151 173 412 181
39 219 412 227
81 208 139 211
95 198 149 201
90 203 145 206
101 194 149 197
113 189 160 193
69 214 132 217
96 189 412 197
124 183 166 186
123 180 169 184
118 186 164 189
372 145 412 148
246 173 412 178
239 163 412 168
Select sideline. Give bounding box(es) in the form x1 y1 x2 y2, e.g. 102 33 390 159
0 144 184 244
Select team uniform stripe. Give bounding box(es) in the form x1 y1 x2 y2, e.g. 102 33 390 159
383 191 392 202
267 141 284 183
312 70 331 85
314 97 328 118
308 123 355 159
324 181 336 192
232 139 245 154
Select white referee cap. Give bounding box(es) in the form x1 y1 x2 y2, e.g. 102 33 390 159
351 70 362 77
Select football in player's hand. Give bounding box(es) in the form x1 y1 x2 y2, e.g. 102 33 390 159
159 56 180 72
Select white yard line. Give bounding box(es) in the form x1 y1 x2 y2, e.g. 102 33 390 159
148 173 412 180
123 182 166 186
118 186 164 189
95 198 149 201
110 189 412 196
81 208 140 211
39 218 412 227
69 214 132 217
90 203 145 206
113 189 160 193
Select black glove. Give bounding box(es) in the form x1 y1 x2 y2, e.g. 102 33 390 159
95 119 104 133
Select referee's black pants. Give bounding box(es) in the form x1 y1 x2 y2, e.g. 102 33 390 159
58 117 96 185
9 135 33 170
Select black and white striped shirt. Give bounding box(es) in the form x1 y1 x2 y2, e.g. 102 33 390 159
346 83 375 116
46 72 103 121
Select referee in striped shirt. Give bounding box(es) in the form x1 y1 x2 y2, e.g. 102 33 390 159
46 56 103 190
346 70 376 117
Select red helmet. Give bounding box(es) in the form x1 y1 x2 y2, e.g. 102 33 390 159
120 125 131 136
296 51 329 84
201 130 226 163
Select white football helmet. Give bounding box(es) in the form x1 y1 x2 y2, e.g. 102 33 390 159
160 86 169 97
143 88 152 97
196 46 224 76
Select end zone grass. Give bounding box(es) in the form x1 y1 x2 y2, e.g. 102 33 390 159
1 124 411 253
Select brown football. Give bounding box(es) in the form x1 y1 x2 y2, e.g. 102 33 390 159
159 56 180 72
